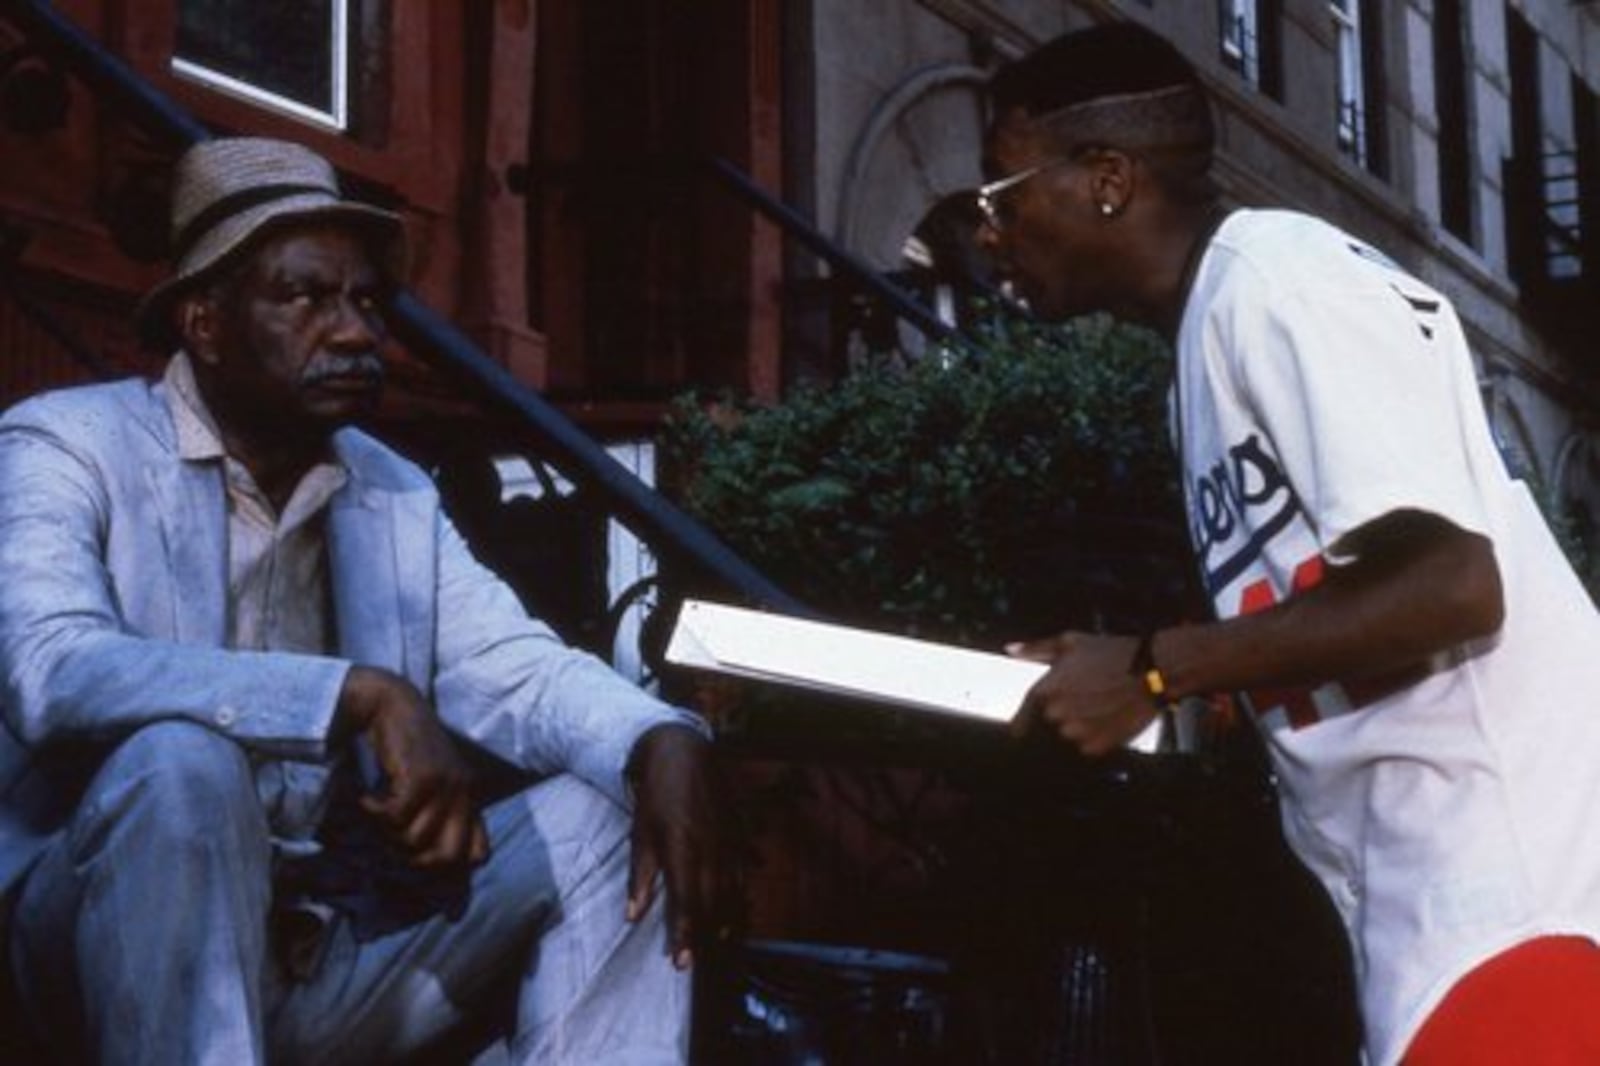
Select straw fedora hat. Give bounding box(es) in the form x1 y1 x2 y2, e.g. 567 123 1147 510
136 137 406 350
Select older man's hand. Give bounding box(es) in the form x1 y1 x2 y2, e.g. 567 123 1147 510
336 665 488 870
624 724 728 970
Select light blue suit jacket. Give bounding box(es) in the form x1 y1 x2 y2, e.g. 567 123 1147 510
0 375 695 897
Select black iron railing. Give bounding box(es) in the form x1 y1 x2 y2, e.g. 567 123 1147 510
705 157 981 361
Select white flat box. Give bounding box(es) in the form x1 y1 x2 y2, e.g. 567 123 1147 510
666 599 1169 753
665 598 1043 724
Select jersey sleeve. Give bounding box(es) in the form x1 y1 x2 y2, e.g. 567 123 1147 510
1221 251 1495 561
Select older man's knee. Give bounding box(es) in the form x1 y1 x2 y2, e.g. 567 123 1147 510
76 720 263 847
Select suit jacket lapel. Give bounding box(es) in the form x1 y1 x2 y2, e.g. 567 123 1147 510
329 482 407 677
146 461 228 645
387 490 435 687
327 467 435 690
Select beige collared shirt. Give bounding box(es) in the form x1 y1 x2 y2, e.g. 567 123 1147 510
165 352 348 655
164 352 349 845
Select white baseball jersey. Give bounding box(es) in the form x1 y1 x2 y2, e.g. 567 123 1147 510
1174 208 1600 1065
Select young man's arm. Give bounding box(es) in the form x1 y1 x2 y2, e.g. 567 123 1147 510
1009 508 1503 754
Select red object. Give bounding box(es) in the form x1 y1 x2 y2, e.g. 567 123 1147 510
1404 936 1600 1064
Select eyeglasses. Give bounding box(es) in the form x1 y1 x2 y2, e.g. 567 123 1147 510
975 159 1068 232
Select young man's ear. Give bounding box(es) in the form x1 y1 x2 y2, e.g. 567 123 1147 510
1083 147 1136 219
176 293 221 365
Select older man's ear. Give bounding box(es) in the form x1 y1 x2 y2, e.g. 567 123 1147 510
176 295 220 365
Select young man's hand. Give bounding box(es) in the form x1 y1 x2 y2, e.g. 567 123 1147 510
1007 631 1159 756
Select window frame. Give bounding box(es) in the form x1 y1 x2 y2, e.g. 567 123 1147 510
1219 0 1283 99
1220 0 1261 86
1331 0 1367 162
170 0 351 131
1433 0 1475 243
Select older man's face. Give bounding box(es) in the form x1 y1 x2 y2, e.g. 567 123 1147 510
199 224 389 438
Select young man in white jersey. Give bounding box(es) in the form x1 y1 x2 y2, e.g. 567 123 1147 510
980 22 1600 1066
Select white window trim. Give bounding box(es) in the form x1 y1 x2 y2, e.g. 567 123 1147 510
1221 0 1262 87
1332 0 1367 164
172 0 349 131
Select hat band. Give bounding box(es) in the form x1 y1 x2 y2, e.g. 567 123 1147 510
172 182 333 264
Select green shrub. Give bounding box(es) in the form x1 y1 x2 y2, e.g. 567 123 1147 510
661 313 1198 646
1540 489 1600 603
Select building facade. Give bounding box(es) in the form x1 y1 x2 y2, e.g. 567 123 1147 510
791 0 1600 550
1 0 1597 549
0 0 786 422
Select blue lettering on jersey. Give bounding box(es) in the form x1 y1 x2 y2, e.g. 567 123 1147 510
1188 432 1304 596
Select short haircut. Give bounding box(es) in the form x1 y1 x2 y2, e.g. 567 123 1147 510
990 22 1216 204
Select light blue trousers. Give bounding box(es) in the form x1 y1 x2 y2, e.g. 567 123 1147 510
9 722 690 1065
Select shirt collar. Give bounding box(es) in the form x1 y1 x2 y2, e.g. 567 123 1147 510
161 351 350 508
163 351 228 463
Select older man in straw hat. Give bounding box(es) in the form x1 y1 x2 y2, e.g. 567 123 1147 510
0 137 721 1064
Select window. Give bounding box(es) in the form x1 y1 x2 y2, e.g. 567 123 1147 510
1545 145 1581 282
1502 2 1589 349
1331 1 1365 158
1433 0 1474 242
173 0 351 129
1219 0 1283 98
1524 73 1598 287
1331 0 1386 175
1576 77 1599 286
1220 0 1260 83
1505 5 1545 288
